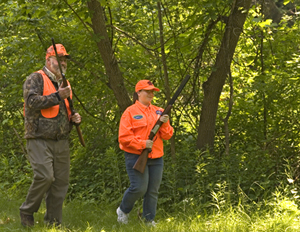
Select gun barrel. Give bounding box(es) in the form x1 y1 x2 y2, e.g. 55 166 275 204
168 74 190 106
51 38 85 147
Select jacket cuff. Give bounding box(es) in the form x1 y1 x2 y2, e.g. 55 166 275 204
55 91 61 101
141 140 146 150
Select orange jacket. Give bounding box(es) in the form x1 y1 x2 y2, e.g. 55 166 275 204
119 100 174 158
38 70 72 119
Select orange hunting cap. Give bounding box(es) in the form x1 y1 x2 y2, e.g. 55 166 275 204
45 44 70 59
135 80 160 92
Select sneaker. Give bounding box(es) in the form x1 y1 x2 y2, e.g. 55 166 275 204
116 207 129 224
20 212 34 227
146 221 157 227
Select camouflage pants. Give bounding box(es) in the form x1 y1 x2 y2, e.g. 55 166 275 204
19 138 70 225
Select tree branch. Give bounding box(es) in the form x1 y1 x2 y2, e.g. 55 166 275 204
107 25 156 57
13 127 27 158
62 0 93 36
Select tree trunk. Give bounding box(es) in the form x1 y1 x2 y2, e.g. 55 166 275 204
263 0 282 24
87 0 131 112
196 0 252 150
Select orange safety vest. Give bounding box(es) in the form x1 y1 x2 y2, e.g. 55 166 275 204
24 70 72 120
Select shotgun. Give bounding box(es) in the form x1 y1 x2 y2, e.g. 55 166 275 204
51 38 85 147
133 74 191 173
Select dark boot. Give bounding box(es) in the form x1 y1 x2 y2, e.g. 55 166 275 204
20 211 34 227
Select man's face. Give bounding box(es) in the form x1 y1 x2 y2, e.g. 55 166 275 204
47 56 67 79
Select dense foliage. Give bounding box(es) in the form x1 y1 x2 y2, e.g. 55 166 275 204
1 0 300 215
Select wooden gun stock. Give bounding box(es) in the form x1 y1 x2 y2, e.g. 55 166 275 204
133 75 191 173
51 38 85 147
132 148 152 173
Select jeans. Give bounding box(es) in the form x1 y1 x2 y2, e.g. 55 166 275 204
120 152 164 221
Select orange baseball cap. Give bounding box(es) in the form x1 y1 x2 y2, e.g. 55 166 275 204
135 80 160 92
45 44 70 59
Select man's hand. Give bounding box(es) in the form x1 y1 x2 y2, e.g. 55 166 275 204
58 84 71 99
71 113 81 124
160 114 169 123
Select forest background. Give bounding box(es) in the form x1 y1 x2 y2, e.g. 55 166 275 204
2 0 300 231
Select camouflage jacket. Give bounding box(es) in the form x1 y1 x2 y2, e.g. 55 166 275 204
23 66 73 140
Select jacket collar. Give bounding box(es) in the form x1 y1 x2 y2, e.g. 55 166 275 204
43 66 60 84
135 100 152 111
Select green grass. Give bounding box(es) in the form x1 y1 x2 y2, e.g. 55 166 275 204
1 192 300 232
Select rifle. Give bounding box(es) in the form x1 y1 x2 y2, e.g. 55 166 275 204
51 38 85 147
133 74 191 173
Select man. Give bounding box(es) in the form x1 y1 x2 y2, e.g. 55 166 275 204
19 44 81 227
